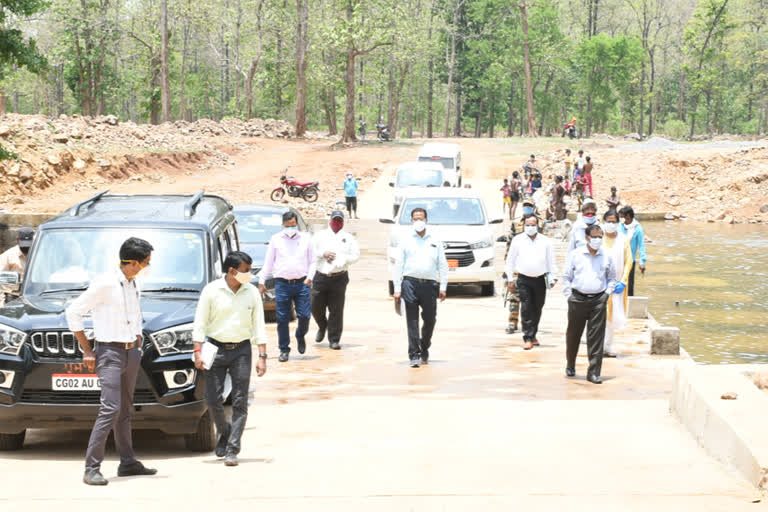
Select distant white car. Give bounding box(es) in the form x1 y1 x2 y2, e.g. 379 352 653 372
380 188 503 296
417 142 462 187
389 161 446 217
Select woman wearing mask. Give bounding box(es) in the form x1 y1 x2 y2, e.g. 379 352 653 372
601 210 632 357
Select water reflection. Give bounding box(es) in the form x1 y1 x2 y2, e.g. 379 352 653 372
638 221 768 364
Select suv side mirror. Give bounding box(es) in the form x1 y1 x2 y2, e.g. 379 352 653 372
379 218 395 224
489 218 504 224
0 271 20 286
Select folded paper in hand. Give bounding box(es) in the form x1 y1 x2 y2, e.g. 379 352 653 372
191 341 218 370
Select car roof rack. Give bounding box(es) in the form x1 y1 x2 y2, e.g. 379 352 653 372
184 190 205 218
70 189 110 216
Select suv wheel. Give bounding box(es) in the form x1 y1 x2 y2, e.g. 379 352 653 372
184 410 215 452
480 283 495 297
0 430 26 451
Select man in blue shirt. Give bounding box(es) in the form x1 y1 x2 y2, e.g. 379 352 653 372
343 172 359 219
392 207 449 367
618 206 647 296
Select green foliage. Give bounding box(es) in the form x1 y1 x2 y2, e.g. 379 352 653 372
663 119 688 139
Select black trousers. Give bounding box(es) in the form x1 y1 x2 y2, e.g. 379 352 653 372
517 274 547 342
204 341 252 456
565 290 608 377
627 261 637 296
311 271 349 343
345 196 357 214
402 278 438 360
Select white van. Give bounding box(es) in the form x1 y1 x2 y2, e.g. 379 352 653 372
389 161 445 217
380 188 503 296
417 143 462 187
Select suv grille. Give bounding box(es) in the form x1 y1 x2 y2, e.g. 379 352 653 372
29 331 83 359
19 390 157 405
444 241 476 268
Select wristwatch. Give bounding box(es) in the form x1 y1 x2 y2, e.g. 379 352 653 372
258 353 268 359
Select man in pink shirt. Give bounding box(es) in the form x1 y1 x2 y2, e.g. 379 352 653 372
259 211 315 362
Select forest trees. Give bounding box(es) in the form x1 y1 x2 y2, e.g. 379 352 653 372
1 0 767 137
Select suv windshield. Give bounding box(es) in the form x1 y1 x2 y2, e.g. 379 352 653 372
418 156 455 170
237 212 284 244
397 169 443 187
399 198 485 225
25 228 206 295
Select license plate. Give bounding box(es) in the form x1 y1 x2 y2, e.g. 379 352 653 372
52 374 101 391
447 259 459 268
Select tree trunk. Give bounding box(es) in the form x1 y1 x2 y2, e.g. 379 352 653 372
639 61 645 137
406 73 414 138
648 49 655 136
150 54 161 125
426 4 435 138
677 72 685 121
244 0 265 120
444 0 460 136
343 50 357 142
160 0 171 122
520 0 537 137
295 0 309 136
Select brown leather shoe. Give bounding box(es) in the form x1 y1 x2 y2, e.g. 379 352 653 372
523 341 534 350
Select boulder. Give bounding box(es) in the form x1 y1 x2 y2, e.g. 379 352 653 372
53 133 69 143
46 155 61 166
724 216 736 224
70 129 83 140
73 159 87 172
98 159 112 169
714 211 727 221
664 212 676 220
7 163 20 176
0 125 11 137
19 166 33 182
624 132 642 141
760 203 768 214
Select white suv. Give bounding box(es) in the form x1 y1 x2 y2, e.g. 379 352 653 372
389 161 446 217
381 188 503 296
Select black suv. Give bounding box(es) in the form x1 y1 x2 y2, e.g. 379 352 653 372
0 190 240 451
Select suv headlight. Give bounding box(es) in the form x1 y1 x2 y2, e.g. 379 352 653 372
470 238 493 250
0 323 26 356
151 323 195 356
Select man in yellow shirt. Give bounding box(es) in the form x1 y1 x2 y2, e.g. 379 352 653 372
193 251 268 467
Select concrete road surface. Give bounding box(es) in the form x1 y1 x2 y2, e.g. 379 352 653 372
1 174 764 511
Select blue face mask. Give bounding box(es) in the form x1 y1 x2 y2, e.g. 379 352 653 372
583 214 596 225
523 206 534 215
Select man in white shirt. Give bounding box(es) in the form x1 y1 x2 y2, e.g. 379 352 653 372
562 224 618 384
311 210 360 350
0 227 34 306
505 215 557 350
66 237 157 486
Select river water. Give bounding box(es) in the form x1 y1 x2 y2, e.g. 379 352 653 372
637 221 768 364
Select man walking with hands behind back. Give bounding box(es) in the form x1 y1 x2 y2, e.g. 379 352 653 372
392 208 449 368
505 215 557 350
311 210 360 350
562 224 617 384
66 237 157 486
193 251 267 467
259 211 314 362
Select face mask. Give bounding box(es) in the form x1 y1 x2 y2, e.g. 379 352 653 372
524 225 538 236
522 206 534 215
330 219 344 233
603 222 618 234
122 259 150 279
588 237 603 250
412 220 426 233
283 226 298 237
583 214 596 225
233 270 251 284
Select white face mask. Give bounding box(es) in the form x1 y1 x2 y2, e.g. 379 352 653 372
283 226 298 237
136 265 152 280
603 222 618 234
233 270 251 284
588 237 603 250
412 220 426 233
524 225 538 236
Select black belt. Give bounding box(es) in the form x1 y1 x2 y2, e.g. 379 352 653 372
316 270 348 278
207 338 249 350
404 276 436 284
572 289 606 299
97 341 137 350
275 276 307 284
518 273 545 280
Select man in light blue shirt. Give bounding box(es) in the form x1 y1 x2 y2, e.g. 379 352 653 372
343 172 359 219
618 205 646 296
562 223 617 384
392 207 448 367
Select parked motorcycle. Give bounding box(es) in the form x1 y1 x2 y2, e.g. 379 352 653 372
376 123 392 141
562 122 578 139
271 174 319 202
